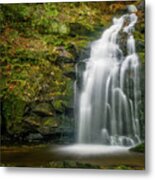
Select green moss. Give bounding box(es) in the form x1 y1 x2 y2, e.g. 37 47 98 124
114 165 133 170
104 165 144 170
12 50 46 64
52 99 64 112
48 161 100 169
138 52 145 64
134 31 144 41
64 79 74 100
43 117 58 127
2 95 26 135
130 143 145 153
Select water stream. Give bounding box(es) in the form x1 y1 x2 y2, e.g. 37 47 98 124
75 13 141 146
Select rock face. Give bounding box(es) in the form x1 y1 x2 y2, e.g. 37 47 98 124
0 2 145 143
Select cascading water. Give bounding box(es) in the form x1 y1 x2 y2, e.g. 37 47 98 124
75 13 141 147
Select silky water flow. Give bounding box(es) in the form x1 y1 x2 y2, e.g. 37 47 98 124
75 13 141 147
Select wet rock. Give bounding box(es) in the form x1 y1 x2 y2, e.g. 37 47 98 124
76 60 87 90
64 107 74 118
79 45 91 60
26 133 43 142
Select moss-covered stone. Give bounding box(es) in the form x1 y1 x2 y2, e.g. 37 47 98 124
24 115 41 127
130 143 145 153
43 117 58 128
52 99 65 113
32 103 53 116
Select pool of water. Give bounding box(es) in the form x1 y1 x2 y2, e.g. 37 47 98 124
0 144 145 169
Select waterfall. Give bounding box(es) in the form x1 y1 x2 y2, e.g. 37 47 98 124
75 13 141 147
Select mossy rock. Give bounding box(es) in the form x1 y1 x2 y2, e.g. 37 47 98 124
32 103 53 116
52 99 65 113
24 115 59 135
130 143 145 153
37 117 59 135
43 116 58 128
24 115 41 127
